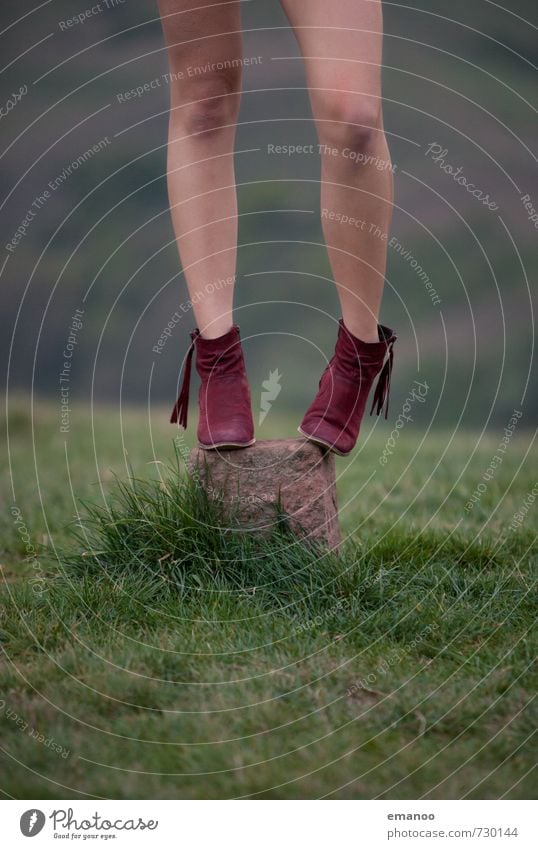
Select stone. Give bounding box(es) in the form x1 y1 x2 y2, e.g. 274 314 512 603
189 438 341 550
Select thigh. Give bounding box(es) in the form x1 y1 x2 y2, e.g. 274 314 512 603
278 0 384 118
157 0 242 78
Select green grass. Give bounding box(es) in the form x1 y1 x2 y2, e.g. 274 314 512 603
0 400 536 799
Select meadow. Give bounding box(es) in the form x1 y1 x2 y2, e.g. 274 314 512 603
0 401 536 799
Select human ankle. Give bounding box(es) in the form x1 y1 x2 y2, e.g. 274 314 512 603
198 322 234 341
341 317 379 344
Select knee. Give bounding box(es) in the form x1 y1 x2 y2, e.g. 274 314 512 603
317 97 383 156
174 71 241 137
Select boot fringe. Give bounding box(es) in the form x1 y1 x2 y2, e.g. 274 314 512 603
170 330 199 428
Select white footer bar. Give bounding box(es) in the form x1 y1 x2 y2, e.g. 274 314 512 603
2 800 534 848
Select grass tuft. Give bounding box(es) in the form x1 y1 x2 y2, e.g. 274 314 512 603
65 449 343 614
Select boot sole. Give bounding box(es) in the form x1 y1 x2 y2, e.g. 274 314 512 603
297 426 350 457
198 437 256 451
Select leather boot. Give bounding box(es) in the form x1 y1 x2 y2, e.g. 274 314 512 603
298 319 397 456
171 325 255 450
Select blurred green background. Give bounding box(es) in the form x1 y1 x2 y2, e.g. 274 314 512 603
1 0 536 427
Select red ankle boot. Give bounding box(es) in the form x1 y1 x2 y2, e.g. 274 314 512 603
298 319 397 456
171 325 255 450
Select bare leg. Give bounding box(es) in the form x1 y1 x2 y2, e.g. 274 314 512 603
280 0 392 342
157 0 242 339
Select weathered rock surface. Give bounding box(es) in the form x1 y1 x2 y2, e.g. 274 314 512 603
189 438 341 550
